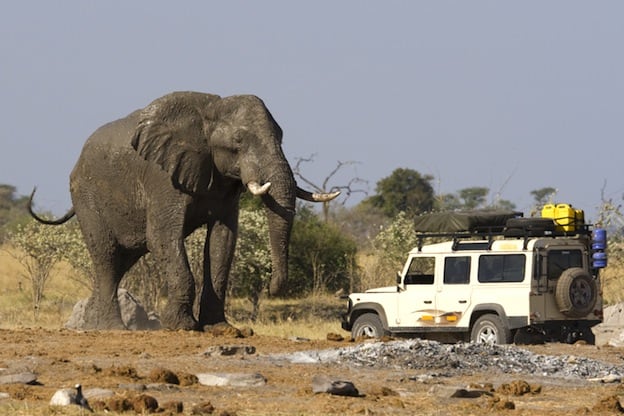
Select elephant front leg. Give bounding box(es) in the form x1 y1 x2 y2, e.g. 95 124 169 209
150 238 198 331
198 218 237 328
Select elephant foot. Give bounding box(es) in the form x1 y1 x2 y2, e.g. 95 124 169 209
161 305 198 331
202 322 254 338
83 298 127 330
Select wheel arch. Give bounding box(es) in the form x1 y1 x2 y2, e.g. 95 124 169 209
470 304 509 328
350 303 389 330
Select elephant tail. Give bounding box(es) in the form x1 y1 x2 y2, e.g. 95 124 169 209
27 187 76 225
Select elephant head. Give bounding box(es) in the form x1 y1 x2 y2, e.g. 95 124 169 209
130 92 337 296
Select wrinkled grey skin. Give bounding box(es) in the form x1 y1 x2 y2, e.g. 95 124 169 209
29 92 337 330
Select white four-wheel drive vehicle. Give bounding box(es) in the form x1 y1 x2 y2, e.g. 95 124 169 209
342 206 607 344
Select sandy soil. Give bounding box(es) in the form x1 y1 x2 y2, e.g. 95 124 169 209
1 328 624 415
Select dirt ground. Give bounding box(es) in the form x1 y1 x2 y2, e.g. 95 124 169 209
1 328 624 415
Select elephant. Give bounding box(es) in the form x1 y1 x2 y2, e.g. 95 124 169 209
29 91 339 331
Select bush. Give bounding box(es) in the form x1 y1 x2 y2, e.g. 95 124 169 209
286 206 357 297
7 220 69 319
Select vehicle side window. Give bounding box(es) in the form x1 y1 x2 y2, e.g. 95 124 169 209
404 256 435 285
478 254 525 283
547 249 583 279
444 256 471 284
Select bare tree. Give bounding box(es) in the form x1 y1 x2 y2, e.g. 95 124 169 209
597 180 624 233
293 155 368 222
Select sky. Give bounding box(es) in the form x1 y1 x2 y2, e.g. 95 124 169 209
1 1 623 222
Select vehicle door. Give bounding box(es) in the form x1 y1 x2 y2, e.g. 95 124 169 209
435 255 472 327
396 255 437 328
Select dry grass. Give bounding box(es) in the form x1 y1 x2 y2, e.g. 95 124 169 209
0 245 345 339
600 263 624 306
228 295 345 340
0 246 90 329
1 241 622 336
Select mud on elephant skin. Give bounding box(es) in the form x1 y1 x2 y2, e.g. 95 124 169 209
29 91 339 331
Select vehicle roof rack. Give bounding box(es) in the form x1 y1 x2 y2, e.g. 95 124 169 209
415 221 593 251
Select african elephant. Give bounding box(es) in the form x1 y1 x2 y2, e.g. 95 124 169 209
29 91 338 330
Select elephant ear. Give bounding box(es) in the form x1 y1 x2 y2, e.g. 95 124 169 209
131 92 219 194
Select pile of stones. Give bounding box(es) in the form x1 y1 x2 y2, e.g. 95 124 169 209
276 338 624 381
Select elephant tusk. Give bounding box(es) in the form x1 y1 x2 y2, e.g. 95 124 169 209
247 181 272 196
296 187 341 202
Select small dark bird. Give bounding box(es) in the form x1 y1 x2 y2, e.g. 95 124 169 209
74 384 93 413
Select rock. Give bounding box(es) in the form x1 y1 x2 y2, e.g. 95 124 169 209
196 372 267 387
606 329 624 348
202 345 256 357
0 372 37 385
118 383 147 391
603 303 624 326
83 387 115 399
50 388 76 406
288 336 311 342
588 374 622 383
0 392 9 400
428 385 467 398
65 289 161 330
50 384 96 412
450 388 489 398
311 375 360 397
145 383 180 392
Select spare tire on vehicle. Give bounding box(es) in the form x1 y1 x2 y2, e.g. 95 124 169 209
555 267 597 318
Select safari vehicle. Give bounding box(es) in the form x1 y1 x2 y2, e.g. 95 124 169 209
342 205 607 344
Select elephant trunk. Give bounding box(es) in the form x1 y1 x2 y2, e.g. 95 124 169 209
259 161 296 297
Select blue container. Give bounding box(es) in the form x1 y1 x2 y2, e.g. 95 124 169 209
592 228 607 250
592 251 608 268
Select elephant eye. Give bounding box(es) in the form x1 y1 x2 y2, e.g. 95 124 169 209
233 130 248 148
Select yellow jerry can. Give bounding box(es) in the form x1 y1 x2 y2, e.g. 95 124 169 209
541 203 584 232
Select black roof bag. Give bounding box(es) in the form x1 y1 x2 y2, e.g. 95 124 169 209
413 211 522 233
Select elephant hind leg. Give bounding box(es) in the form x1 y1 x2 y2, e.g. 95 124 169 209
83 249 129 330
87 247 145 330
77 215 138 329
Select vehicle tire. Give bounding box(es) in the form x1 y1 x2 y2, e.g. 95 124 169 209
470 314 512 345
352 313 385 339
555 268 597 318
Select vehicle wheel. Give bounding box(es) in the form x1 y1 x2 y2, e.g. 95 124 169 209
470 314 511 345
352 313 384 339
555 268 597 318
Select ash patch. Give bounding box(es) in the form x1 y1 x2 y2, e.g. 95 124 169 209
273 339 624 380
